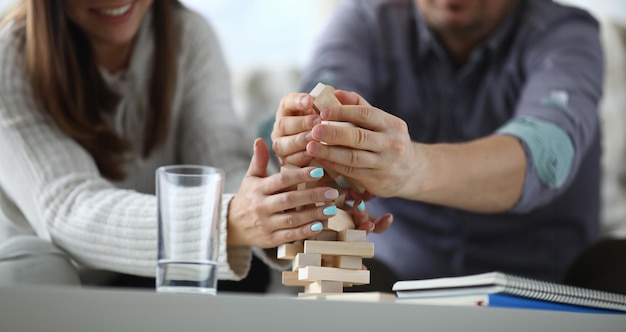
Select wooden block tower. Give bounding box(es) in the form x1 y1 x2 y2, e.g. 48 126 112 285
277 83 374 298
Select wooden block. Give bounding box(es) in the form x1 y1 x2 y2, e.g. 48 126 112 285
324 209 355 232
335 191 346 208
298 266 370 285
304 280 343 294
338 229 367 242
304 240 374 258
321 120 356 128
292 253 321 271
282 271 311 286
321 255 335 267
308 85 366 194
318 120 356 146
310 83 341 114
315 230 338 241
333 256 363 270
277 242 304 259
297 182 310 191
298 292 396 302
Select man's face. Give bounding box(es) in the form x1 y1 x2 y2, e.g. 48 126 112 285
416 0 516 36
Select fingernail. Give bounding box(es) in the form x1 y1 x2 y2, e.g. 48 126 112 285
357 201 365 212
324 189 339 199
310 222 323 232
312 117 321 126
310 168 324 178
305 131 313 142
300 95 310 107
323 206 337 216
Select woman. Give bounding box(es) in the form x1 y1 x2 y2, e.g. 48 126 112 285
0 0 382 286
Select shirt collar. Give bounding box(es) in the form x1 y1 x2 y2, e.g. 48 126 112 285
412 0 523 63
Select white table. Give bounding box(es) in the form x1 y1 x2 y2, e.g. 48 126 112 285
1 285 625 332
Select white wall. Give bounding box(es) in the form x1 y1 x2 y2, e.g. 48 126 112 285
557 0 626 25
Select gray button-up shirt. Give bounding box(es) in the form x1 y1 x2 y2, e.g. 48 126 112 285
300 0 603 282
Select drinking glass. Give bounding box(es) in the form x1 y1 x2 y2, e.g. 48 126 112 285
156 165 224 295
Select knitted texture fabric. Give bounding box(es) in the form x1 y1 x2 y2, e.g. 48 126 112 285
0 7 252 279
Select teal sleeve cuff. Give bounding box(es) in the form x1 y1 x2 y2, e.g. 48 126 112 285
496 117 574 188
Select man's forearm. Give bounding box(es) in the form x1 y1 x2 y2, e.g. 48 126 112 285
405 135 526 213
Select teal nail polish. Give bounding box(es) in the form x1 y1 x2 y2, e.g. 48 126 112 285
357 201 365 212
310 168 324 179
310 222 323 232
323 206 337 216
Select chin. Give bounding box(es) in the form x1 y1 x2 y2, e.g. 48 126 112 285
93 29 139 46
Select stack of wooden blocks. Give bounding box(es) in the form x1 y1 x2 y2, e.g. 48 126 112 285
277 217 374 298
277 83 376 299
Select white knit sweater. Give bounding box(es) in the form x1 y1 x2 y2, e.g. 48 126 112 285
0 7 253 280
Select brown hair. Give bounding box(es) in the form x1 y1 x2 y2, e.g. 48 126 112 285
1 0 181 180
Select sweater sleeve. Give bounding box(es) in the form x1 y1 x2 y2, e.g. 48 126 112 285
0 19 249 280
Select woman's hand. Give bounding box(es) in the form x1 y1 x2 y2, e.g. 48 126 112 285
351 199 393 235
227 139 339 248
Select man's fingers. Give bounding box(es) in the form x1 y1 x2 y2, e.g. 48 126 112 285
272 131 311 162
277 93 315 116
306 140 379 170
272 114 319 139
268 221 323 247
334 90 371 107
281 151 315 168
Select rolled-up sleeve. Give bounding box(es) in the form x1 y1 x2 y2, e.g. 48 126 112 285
497 16 603 213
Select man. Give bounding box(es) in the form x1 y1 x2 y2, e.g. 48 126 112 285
271 0 603 286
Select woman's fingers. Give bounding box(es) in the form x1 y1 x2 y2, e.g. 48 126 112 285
351 200 393 235
371 213 394 234
265 198 338 228
276 93 314 116
261 166 319 193
269 221 324 245
273 114 319 138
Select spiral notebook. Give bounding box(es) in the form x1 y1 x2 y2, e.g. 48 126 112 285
393 272 626 313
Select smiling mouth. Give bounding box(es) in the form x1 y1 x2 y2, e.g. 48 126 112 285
92 3 133 17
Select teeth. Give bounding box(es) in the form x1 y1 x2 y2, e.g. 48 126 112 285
97 4 132 17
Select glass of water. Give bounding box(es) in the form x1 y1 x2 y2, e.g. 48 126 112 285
156 165 224 295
